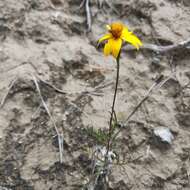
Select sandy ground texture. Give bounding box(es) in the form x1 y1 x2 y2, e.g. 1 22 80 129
0 0 190 189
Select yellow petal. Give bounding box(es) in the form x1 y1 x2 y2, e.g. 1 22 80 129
98 33 112 44
123 26 129 33
110 38 122 58
121 28 142 49
104 40 112 56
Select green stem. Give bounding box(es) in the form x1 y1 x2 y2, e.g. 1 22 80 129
106 56 120 154
102 56 120 188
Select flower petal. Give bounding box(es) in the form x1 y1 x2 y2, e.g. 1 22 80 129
121 28 142 49
110 38 122 58
98 33 112 44
104 40 112 56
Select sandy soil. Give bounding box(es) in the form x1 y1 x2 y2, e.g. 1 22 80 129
0 0 190 189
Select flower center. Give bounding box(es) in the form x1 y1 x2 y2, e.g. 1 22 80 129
110 23 123 39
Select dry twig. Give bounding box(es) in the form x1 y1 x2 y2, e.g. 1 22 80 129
32 75 64 163
36 74 106 96
79 0 92 31
104 0 120 15
111 73 175 145
85 0 92 32
79 0 86 9
36 76 66 95
0 77 18 108
124 38 190 54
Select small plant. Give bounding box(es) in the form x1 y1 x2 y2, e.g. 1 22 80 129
84 126 110 145
85 22 142 189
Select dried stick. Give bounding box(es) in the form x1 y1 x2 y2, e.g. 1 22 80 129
97 0 103 8
31 103 42 119
111 74 174 145
79 0 86 9
94 81 113 91
124 38 190 53
85 0 92 32
124 78 161 123
36 76 66 95
32 75 64 163
37 75 105 96
0 77 18 108
104 0 120 15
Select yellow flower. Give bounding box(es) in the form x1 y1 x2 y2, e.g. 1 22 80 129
98 22 142 58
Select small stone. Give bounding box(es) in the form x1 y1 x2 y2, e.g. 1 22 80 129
154 127 174 144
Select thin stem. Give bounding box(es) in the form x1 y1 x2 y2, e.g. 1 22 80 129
106 56 120 155
101 56 120 188
0 76 18 108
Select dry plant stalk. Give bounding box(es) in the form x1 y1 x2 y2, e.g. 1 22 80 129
0 76 18 108
32 75 64 163
85 0 92 31
111 73 175 146
79 0 92 31
124 38 190 53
